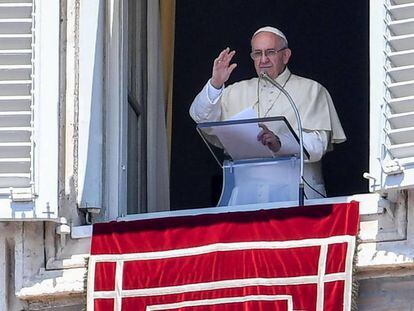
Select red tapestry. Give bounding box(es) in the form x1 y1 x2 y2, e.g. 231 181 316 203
87 202 359 311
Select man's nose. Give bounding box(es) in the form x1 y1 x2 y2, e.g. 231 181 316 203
260 53 269 63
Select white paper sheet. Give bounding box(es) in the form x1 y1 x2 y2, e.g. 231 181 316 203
211 107 274 160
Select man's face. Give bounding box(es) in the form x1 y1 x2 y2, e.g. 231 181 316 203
251 32 291 79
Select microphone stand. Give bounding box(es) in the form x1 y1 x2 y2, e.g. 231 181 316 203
259 72 305 206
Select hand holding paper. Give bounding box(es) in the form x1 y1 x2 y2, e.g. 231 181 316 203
201 107 306 161
257 123 281 152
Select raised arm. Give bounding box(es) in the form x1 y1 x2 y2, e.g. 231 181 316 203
189 48 237 123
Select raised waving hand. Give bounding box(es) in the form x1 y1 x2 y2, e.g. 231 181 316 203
210 47 237 89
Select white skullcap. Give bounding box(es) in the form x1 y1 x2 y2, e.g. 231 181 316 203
252 26 288 46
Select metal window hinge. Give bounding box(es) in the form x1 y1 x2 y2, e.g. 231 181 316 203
382 159 404 175
78 204 101 224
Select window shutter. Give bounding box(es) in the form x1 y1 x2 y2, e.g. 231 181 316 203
0 1 33 195
0 0 59 219
370 0 414 191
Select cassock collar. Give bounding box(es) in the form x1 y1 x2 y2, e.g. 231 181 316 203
275 67 291 85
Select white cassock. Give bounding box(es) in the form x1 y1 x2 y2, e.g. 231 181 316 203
190 67 346 203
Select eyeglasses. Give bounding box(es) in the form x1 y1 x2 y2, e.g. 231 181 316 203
250 47 287 60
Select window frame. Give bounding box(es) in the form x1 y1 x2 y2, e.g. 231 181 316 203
100 0 413 221
103 0 128 220
369 0 386 193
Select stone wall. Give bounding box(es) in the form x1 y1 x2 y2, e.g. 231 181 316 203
358 275 414 310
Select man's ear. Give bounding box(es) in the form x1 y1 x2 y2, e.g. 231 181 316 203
283 48 292 65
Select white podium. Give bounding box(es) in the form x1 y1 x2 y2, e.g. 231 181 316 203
197 116 309 206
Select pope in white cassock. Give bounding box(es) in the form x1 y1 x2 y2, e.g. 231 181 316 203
190 26 346 203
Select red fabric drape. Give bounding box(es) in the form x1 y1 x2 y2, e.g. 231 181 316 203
89 202 359 311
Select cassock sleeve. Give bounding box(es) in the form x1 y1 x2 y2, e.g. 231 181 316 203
277 130 328 163
189 80 223 123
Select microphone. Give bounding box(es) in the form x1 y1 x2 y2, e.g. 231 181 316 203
259 71 305 206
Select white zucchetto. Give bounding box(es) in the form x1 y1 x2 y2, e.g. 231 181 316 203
252 26 288 45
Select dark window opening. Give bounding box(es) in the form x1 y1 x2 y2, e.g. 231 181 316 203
171 0 369 210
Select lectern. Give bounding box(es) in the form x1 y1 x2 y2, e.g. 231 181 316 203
197 116 309 206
